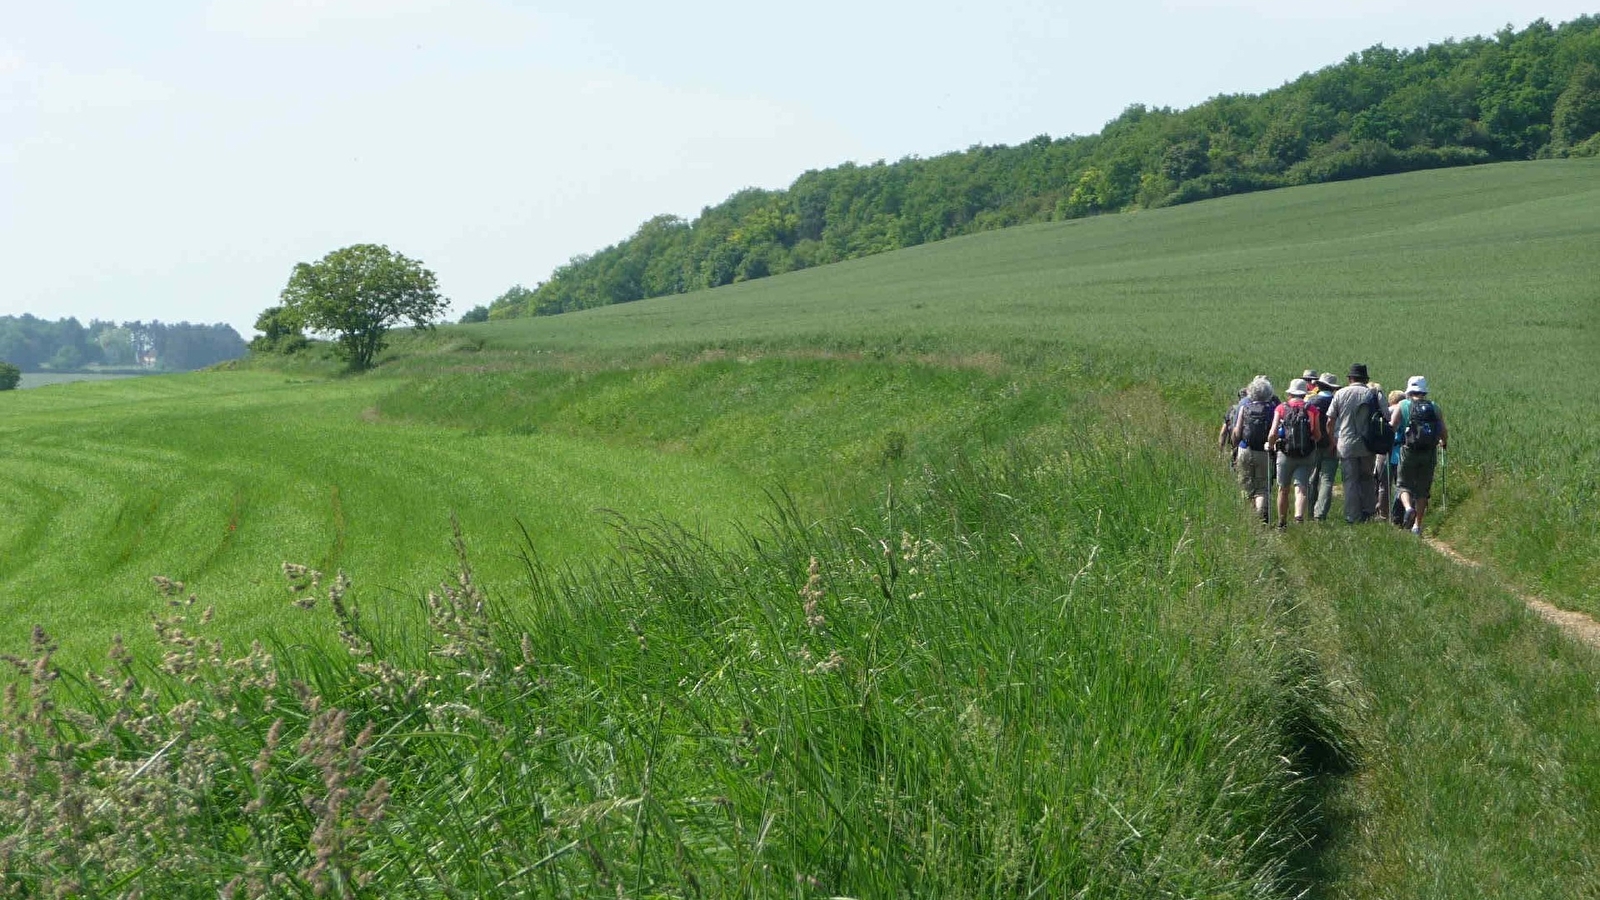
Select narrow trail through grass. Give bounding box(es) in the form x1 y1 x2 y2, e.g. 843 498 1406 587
1425 536 1600 651
1270 513 1600 899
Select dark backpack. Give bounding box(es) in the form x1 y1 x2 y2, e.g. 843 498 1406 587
1240 399 1273 450
1306 393 1333 447
1281 402 1314 458
1404 400 1442 450
1361 388 1395 455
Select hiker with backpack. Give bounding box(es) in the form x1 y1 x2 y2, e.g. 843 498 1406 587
1382 389 1406 525
1219 388 1247 466
1327 363 1391 523
1390 375 1449 535
1265 378 1321 528
1232 375 1276 524
1305 372 1339 521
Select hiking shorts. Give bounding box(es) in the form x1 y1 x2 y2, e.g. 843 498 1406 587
1276 451 1314 489
1237 448 1271 499
1396 447 1438 499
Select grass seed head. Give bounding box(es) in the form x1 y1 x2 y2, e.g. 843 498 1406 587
801 556 826 631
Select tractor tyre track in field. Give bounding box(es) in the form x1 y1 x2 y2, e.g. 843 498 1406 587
1427 536 1600 651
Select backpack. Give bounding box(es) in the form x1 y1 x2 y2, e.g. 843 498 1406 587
1240 399 1273 450
1361 388 1395 455
1281 402 1314 458
1306 393 1333 447
1404 399 1442 450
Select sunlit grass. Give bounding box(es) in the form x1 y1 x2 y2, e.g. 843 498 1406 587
454 159 1600 614
1 391 1347 897
3 160 1599 896
0 372 769 663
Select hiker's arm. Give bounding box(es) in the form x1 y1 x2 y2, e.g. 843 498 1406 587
1389 405 1402 431
1265 409 1283 451
1439 408 1449 450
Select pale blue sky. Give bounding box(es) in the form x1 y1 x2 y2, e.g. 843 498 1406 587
1 1 1593 336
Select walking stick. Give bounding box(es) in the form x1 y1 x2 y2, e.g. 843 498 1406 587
1266 450 1275 526
1439 448 1447 513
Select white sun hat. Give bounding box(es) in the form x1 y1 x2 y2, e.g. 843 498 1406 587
1287 378 1308 397
1406 375 1428 394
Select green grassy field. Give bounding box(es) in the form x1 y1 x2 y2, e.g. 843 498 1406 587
461 159 1600 613
2 159 1598 897
0 371 770 660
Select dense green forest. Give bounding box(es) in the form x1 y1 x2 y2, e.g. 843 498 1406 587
0 315 246 372
489 16 1600 320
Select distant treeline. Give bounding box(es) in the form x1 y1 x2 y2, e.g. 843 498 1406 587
488 16 1600 320
0 315 246 372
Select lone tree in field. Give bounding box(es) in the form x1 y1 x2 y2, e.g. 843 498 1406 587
0 361 19 391
279 244 447 370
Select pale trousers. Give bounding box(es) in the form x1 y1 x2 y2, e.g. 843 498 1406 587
1309 448 1339 520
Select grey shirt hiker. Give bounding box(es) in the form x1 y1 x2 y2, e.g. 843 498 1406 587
1328 383 1382 458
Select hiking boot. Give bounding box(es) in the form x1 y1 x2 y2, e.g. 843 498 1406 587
1276 521 1287 531
1403 507 1417 529
1411 524 1422 536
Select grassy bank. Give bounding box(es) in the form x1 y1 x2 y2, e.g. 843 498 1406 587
0 389 1344 897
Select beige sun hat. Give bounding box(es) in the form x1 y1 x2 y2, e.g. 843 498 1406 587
1287 378 1309 397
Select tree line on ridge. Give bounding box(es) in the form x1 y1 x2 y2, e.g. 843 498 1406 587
483 16 1600 321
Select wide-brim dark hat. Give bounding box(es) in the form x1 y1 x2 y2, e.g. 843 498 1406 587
1348 363 1369 380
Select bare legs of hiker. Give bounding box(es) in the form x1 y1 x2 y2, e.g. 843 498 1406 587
1277 482 1310 525
1401 491 1431 535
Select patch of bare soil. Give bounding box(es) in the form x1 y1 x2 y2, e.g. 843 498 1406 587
1427 537 1600 651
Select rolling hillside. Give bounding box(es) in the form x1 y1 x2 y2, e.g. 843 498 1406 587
463 159 1600 613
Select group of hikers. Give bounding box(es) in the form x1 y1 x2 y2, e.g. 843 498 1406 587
1220 363 1450 535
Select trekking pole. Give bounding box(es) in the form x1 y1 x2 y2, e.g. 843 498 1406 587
1439 448 1447 513
1266 450 1274 526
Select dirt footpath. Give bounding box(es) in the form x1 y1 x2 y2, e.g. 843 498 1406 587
1428 537 1600 651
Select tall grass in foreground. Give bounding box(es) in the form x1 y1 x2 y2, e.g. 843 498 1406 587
0 406 1344 897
